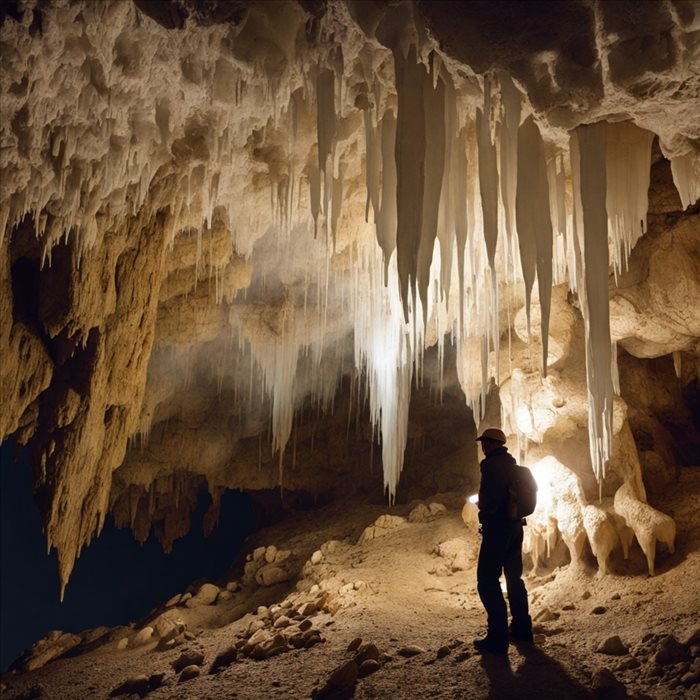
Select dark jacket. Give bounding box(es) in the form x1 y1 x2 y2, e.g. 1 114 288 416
477 446 518 527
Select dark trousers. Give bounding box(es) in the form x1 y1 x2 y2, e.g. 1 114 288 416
477 522 531 643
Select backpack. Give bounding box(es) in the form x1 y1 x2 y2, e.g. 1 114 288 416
507 465 538 520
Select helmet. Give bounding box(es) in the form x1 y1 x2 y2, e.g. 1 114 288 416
475 428 507 444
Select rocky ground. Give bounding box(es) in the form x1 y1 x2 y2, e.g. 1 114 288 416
2 469 699 700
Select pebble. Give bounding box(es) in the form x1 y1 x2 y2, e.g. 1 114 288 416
597 636 629 656
274 616 291 629
131 626 154 647
226 581 239 592
305 634 323 648
654 635 689 665
165 593 181 607
186 583 219 607
347 637 362 652
265 545 278 563
327 660 358 689
298 602 317 616
354 643 380 664
217 590 233 602
534 608 560 622
581 591 592 600
179 665 200 682
358 659 381 677
398 645 425 658
172 650 205 673
591 668 626 697
110 675 149 697
210 646 237 672
429 502 446 515
311 550 323 565
436 646 451 659
591 606 607 615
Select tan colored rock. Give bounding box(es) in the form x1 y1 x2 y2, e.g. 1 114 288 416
17 631 82 671
153 611 186 639
130 626 154 647
256 564 290 587
185 582 219 607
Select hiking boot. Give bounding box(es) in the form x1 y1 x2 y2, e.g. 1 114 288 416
473 637 508 654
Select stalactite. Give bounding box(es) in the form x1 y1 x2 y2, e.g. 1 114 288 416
575 123 614 485
515 116 553 375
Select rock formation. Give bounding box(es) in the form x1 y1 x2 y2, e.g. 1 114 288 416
1 0 699 597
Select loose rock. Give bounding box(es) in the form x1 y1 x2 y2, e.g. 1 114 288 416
597 636 629 656
109 675 149 697
186 583 219 607
654 635 689 665
398 645 425 658
347 637 362 652
131 627 154 647
179 665 200 682
358 659 381 677
210 646 237 672
172 650 205 673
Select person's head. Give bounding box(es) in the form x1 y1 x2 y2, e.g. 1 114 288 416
475 428 506 457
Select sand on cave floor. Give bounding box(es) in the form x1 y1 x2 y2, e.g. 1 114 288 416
2 469 700 700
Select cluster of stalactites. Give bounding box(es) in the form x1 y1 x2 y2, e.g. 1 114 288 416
356 47 680 488
219 48 686 496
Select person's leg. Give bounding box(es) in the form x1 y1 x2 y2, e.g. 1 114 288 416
476 528 508 649
503 524 532 640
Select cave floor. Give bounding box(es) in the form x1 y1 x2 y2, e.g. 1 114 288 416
2 469 699 700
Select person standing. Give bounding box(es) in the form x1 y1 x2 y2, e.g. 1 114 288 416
473 428 533 654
